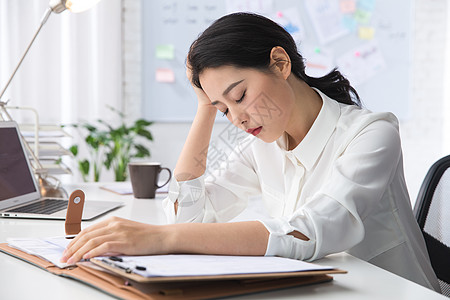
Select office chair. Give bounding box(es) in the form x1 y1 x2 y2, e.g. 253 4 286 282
414 155 450 297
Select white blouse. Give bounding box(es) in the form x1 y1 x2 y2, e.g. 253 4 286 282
163 89 440 292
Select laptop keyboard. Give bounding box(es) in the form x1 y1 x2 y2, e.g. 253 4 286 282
7 199 68 215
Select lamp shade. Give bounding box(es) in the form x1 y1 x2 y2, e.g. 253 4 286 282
49 0 102 14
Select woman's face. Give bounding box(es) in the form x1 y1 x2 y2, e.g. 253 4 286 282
199 66 295 143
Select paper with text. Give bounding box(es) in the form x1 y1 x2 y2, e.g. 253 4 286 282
7 236 71 268
102 254 333 278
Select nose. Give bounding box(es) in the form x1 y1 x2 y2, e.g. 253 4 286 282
229 106 249 128
239 116 248 125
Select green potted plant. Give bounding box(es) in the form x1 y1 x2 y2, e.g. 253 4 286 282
68 106 153 182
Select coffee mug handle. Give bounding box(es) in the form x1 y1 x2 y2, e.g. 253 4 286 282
156 167 172 188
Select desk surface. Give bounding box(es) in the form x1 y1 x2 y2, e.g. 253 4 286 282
0 183 446 300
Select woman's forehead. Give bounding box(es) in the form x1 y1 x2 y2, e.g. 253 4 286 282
200 66 264 85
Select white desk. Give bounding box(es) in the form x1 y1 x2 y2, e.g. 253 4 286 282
0 183 446 300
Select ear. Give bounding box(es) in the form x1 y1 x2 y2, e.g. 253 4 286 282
269 46 291 80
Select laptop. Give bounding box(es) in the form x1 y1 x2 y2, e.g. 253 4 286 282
0 121 123 220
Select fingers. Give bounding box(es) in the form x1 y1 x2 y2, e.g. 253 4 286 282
67 234 122 264
61 217 123 263
61 229 106 263
185 59 195 86
60 217 156 264
65 218 108 250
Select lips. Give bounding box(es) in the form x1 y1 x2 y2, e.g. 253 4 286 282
246 126 262 136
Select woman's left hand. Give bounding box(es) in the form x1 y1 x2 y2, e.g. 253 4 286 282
60 216 167 264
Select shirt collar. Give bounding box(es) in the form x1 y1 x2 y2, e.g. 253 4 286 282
276 88 341 171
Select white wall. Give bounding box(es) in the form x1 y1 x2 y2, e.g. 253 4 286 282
0 0 123 183
400 0 449 204
122 0 449 204
121 0 228 171
445 1 450 154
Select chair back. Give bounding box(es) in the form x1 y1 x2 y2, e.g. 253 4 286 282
414 155 450 296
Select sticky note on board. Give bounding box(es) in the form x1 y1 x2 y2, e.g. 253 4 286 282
358 0 376 12
339 0 356 13
354 9 371 24
156 44 175 60
358 27 375 40
155 68 175 83
342 15 358 31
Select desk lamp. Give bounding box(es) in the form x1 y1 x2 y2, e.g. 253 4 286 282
0 0 102 197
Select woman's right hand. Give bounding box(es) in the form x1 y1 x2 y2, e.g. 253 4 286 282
186 60 217 112
172 60 218 182
61 217 169 264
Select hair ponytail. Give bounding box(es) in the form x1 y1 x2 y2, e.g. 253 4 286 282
300 69 360 106
188 13 360 107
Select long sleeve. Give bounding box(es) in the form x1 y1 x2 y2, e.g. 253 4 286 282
162 90 438 291
260 118 403 261
163 138 262 224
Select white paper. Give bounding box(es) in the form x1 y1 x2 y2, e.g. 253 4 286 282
336 41 386 86
100 254 333 278
8 239 334 277
225 0 274 15
303 46 335 78
101 181 169 195
272 8 305 44
304 0 349 44
7 236 72 268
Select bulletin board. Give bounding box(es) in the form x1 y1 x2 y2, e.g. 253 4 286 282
142 0 413 122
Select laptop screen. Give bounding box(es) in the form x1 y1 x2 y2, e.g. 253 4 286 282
0 126 37 201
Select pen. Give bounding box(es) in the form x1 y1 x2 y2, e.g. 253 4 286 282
101 258 132 273
136 265 146 271
107 256 147 271
100 257 147 274
109 256 123 262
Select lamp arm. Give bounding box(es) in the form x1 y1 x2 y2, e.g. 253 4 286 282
0 7 53 101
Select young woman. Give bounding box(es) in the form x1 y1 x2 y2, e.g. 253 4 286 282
62 13 439 292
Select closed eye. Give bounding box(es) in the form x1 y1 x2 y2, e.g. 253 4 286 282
236 90 246 104
222 90 246 117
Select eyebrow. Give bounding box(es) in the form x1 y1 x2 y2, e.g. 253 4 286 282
211 79 244 106
223 79 244 96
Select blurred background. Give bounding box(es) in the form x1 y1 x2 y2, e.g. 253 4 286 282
0 0 449 205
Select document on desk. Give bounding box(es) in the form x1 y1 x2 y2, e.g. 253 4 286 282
7 237 335 278
94 254 334 278
7 236 71 268
100 182 169 195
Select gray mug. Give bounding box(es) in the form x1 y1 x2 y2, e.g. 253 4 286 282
128 162 171 198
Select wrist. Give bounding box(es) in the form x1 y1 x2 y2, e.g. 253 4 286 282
159 224 179 254
197 104 217 117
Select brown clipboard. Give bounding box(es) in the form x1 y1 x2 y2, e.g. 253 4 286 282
90 257 347 283
0 243 346 300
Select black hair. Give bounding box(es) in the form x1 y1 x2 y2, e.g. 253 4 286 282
187 12 361 106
